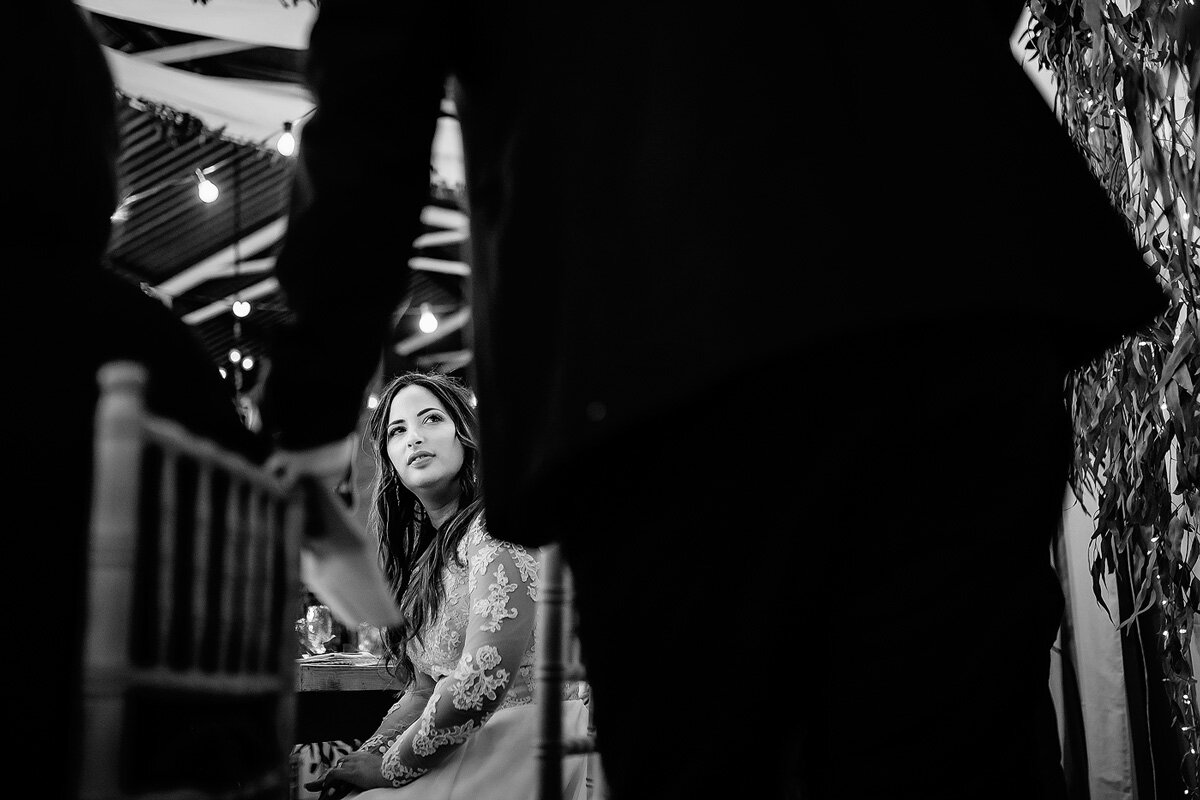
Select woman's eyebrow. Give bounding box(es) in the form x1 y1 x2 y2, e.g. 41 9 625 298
387 408 439 429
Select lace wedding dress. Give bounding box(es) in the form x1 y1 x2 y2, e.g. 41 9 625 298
350 517 591 800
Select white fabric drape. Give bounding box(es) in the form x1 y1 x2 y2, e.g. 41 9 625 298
1055 492 1136 800
102 45 313 142
99 46 463 182
78 0 315 49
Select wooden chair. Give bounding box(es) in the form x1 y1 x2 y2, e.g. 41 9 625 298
82 361 302 800
537 543 605 800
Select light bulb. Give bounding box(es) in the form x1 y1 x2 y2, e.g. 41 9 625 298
367 394 379 409
277 122 296 156
219 367 227 379
419 303 438 333
229 348 242 363
232 300 251 318
195 168 219 203
242 356 255 370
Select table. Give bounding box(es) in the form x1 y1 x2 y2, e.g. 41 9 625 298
294 653 403 746
295 652 402 692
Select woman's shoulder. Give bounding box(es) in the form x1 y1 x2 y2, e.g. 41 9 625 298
459 512 539 563
464 512 525 550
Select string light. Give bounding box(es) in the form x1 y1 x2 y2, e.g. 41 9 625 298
110 94 316 219
276 121 297 157
242 356 255 370
418 302 438 333
195 168 219 203
218 367 227 379
367 394 379 410
232 299 251 318
228 348 242 363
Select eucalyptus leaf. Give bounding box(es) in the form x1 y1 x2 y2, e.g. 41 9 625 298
1024 0 1198 786
1175 366 1193 395
1153 329 1197 394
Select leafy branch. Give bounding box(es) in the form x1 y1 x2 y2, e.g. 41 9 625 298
1020 0 1199 790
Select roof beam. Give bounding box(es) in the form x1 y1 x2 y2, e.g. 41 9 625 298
182 277 279 325
395 307 471 356
420 206 468 230
155 218 287 298
159 203 463 305
136 39 259 64
409 256 469 276
413 228 468 248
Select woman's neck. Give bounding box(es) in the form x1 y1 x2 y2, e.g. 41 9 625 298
421 492 461 531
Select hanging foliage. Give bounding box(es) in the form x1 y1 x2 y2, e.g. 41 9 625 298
1019 0 1199 789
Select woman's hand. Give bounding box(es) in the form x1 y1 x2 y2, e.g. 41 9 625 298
304 750 390 799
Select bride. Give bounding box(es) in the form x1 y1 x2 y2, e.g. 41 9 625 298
308 371 590 800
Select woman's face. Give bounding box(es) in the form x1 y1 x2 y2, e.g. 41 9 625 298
385 384 466 501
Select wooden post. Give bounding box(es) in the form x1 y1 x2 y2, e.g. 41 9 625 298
81 361 147 800
537 542 566 800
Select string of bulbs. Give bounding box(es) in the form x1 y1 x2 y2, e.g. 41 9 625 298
114 91 467 399
111 92 315 221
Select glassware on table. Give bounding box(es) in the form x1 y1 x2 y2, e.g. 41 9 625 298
302 603 334 655
356 622 384 657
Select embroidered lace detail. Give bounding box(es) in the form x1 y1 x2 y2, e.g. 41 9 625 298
376 519 550 777
511 545 540 600
360 733 391 754
467 538 504 593
451 645 510 710
473 564 519 632
411 691 480 756
381 760 429 788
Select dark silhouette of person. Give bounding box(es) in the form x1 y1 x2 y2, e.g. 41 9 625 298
260 2 1170 797
17 4 268 796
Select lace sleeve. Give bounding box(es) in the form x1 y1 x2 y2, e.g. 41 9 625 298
358 672 435 755
378 522 539 786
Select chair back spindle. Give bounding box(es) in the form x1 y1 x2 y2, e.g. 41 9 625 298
537 543 605 799
81 361 302 800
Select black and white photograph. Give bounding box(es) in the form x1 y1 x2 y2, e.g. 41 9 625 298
13 1 1199 798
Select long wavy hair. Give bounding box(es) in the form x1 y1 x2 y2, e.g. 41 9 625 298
365 371 483 686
